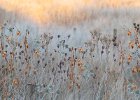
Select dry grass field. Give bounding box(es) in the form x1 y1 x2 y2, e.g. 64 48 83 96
0 0 140 100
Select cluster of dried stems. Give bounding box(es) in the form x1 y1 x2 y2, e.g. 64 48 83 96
0 22 140 100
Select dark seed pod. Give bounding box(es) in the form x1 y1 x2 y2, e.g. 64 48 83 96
57 44 59 48
65 53 67 56
137 28 139 31
42 45 45 49
68 35 70 39
52 57 55 61
101 51 104 54
102 46 105 49
2 65 4 68
65 45 68 48
45 63 47 66
50 36 53 39
50 53 52 56
42 58 45 61
52 67 54 72
21 50 24 53
21 62 24 65
25 58 27 61
19 52 21 55
37 60 40 64
113 42 117 46
69 48 71 51
133 23 136 26
112 38 116 42
5 45 8 48
54 49 57 52
19 56 21 59
18 43 20 47
57 35 60 38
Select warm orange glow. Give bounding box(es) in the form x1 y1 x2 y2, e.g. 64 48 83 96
0 0 140 24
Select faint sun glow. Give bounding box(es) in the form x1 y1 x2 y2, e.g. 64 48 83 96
0 0 140 24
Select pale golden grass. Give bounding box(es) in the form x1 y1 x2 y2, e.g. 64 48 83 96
1 0 140 24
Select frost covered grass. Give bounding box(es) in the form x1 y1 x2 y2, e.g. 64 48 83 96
0 8 140 100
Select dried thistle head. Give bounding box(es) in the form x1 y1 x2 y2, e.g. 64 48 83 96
24 71 28 75
19 43 22 48
12 78 20 87
131 84 138 91
138 43 140 48
132 66 140 74
16 31 21 36
129 41 135 49
10 52 14 58
7 65 14 72
33 69 37 75
76 82 80 90
6 36 11 43
25 44 29 48
128 54 132 63
70 63 74 67
2 51 7 58
128 31 131 36
34 49 40 57
68 84 72 91
78 48 84 53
